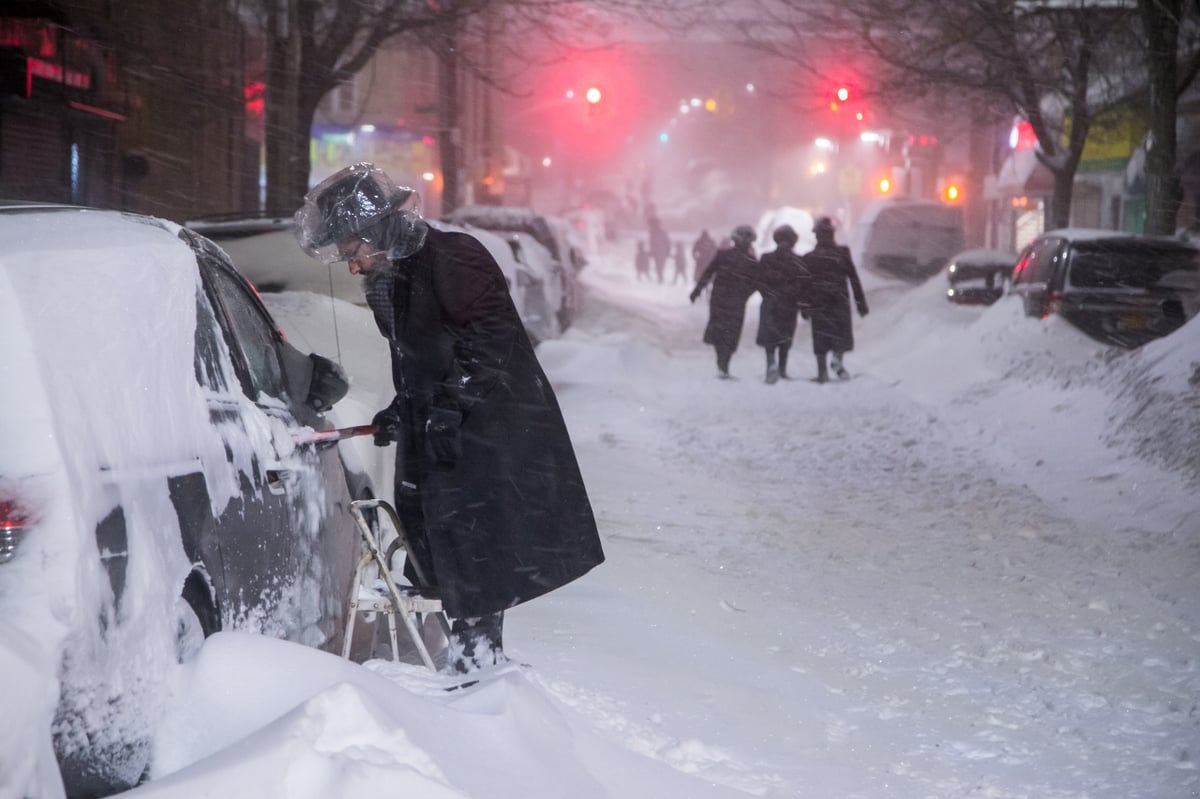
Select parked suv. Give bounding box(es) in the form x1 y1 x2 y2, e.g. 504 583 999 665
1008 230 1200 348
1 206 371 797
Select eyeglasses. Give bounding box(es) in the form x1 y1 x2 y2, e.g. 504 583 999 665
337 240 368 263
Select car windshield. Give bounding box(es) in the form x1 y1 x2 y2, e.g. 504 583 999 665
1069 243 1200 289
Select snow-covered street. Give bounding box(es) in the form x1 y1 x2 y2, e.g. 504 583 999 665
512 239 1200 798
26 232 1196 799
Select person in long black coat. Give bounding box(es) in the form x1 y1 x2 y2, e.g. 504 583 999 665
648 216 671 284
689 225 759 378
294 163 604 673
755 225 808 383
691 229 718 283
800 217 869 382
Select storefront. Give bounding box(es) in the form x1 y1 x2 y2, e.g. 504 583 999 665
986 123 1055 252
0 15 127 207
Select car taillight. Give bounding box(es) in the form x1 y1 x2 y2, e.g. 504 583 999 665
0 498 32 564
1043 290 1064 318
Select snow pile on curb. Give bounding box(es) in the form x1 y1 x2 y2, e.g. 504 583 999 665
1104 314 1200 483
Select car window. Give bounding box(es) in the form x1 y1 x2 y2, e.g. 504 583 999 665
193 291 231 392
1010 245 1036 285
1013 238 1062 286
1068 244 1200 289
205 265 287 401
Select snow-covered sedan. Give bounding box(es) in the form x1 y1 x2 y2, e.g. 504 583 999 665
0 206 372 798
506 231 568 341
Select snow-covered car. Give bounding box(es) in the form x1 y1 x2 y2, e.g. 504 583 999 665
505 231 568 341
187 215 559 344
945 248 1017 305
184 213 367 305
0 206 373 797
1008 229 1200 348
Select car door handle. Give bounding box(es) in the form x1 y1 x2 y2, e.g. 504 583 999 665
266 468 292 496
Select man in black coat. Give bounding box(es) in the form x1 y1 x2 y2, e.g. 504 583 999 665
689 225 759 379
295 163 604 673
756 225 808 383
648 215 671 284
691 229 718 283
800 217 869 382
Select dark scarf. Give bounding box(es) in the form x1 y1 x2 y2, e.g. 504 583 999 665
363 259 399 339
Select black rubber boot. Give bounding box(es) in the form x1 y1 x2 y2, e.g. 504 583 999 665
831 351 850 380
765 349 779 384
717 348 733 378
778 346 790 379
448 612 506 674
815 354 829 383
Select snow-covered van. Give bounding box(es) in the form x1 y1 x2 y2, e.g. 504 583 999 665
851 198 966 281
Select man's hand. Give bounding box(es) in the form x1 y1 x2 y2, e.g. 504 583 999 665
425 407 463 464
689 288 700 304
371 406 402 447
857 300 869 317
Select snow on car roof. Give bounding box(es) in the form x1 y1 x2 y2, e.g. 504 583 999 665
948 248 1018 266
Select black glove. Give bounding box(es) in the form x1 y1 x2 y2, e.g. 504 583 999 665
857 300 869 317
371 405 402 447
425 406 463 465
689 289 700 304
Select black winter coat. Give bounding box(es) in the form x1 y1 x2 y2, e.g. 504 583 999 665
755 246 807 348
800 242 867 355
694 246 759 352
367 228 604 618
691 233 718 281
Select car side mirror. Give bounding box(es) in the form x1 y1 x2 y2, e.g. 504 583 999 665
306 353 349 412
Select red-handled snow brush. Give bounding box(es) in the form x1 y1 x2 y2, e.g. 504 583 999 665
293 424 377 446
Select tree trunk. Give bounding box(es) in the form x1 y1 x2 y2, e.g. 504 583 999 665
437 19 463 215
1140 0 1182 236
264 0 308 212
1049 167 1076 229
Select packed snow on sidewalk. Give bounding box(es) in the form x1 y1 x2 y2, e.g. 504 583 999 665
13 230 1200 799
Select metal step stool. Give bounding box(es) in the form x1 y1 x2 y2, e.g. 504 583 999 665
342 498 450 671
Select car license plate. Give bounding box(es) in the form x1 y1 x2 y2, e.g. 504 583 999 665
1117 313 1154 331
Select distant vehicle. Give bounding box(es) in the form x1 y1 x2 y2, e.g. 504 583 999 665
1008 229 1200 348
756 206 816 255
442 205 581 330
185 213 366 305
945 249 1017 305
851 198 965 281
505 231 568 341
1 206 371 797
186 215 557 344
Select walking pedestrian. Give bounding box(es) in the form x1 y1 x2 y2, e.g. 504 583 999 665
648 216 671 284
294 163 605 673
756 225 808 383
671 241 688 285
691 229 717 283
800 217 868 382
635 240 651 281
689 224 759 379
